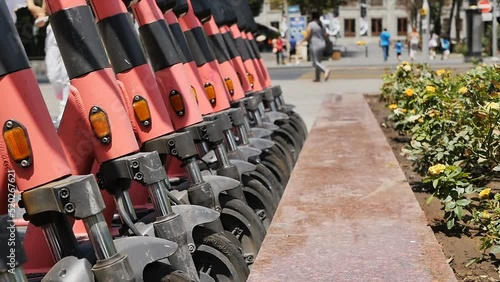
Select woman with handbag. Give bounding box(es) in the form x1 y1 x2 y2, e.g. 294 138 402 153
299 10 331 82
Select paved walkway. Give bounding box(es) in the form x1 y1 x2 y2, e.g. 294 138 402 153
248 93 457 282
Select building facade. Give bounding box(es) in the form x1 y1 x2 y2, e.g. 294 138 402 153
254 0 467 44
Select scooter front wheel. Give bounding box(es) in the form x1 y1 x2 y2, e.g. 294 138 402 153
143 262 195 282
219 194 266 267
193 232 250 282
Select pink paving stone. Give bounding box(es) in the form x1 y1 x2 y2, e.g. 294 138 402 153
247 94 457 282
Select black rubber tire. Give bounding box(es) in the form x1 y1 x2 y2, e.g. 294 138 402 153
219 194 266 266
143 262 194 282
261 154 291 187
244 163 283 203
193 231 250 282
276 120 305 149
288 111 308 141
243 179 277 229
271 136 295 171
272 126 301 162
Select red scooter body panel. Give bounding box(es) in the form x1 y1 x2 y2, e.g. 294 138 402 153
116 65 176 143
0 69 72 190
218 25 253 94
68 69 140 163
155 65 204 130
246 32 272 87
178 0 231 112
229 24 264 91
202 17 246 101
133 0 204 130
164 11 214 115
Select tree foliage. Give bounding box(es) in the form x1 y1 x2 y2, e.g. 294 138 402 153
249 0 265 16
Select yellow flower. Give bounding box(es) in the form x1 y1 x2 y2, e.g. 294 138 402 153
482 210 491 219
458 86 468 94
426 85 436 93
436 69 446 76
402 109 407 113
403 65 412 72
418 117 424 123
388 104 398 110
429 113 435 118
405 88 414 97
479 188 492 198
428 164 446 175
410 109 416 114
485 102 500 111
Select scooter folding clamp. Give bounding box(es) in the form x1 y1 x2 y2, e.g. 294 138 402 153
99 151 167 191
183 121 224 144
143 131 198 161
242 95 262 112
21 175 105 221
225 108 246 127
203 111 233 132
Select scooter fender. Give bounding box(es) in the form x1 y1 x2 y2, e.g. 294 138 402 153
280 103 295 113
202 175 241 209
229 159 257 179
236 146 262 161
171 205 220 247
250 127 273 139
264 111 289 124
41 256 94 282
261 122 280 132
114 237 177 282
248 137 275 151
135 205 221 251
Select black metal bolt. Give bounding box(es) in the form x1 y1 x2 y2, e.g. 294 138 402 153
101 137 110 144
134 95 141 101
131 161 139 169
20 160 29 167
59 188 70 199
171 148 178 156
188 243 195 253
64 203 75 213
168 139 175 146
5 121 13 129
134 172 144 181
91 107 99 114
143 120 150 126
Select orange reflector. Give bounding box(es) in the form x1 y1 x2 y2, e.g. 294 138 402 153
247 73 254 88
224 77 235 96
3 125 31 163
204 83 217 104
89 108 111 142
170 90 185 116
191 86 198 103
132 96 151 125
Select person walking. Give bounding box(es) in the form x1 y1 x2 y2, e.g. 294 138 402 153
407 27 420 62
395 40 403 62
273 36 284 65
429 33 439 60
299 10 330 82
440 36 450 60
288 35 299 65
379 28 391 62
27 0 70 127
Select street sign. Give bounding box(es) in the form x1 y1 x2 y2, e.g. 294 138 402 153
478 0 492 13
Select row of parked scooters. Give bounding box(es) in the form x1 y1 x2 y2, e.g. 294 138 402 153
0 0 307 281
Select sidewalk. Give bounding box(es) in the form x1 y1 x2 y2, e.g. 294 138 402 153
263 42 487 70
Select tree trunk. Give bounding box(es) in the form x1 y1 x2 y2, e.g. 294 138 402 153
447 0 456 36
435 0 444 35
455 0 463 41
